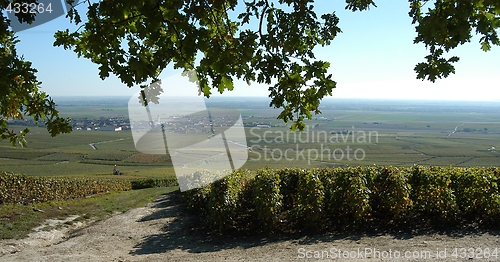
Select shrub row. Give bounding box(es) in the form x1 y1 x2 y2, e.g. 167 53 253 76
182 169 252 231
130 178 179 189
183 166 500 232
0 172 134 205
0 172 183 205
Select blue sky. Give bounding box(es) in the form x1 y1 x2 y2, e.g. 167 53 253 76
10 1 500 101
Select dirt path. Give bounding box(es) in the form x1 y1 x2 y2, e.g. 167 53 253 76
1 192 500 261
448 123 465 137
89 138 132 150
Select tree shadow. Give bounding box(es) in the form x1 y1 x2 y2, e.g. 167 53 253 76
130 190 276 255
130 190 345 255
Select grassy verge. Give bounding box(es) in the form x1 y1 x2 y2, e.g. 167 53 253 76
0 186 178 239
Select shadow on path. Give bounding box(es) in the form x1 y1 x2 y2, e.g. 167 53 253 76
130 190 279 255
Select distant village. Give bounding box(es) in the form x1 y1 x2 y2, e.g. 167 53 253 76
9 113 334 132
9 112 333 133
72 116 130 131
130 114 283 134
8 116 130 132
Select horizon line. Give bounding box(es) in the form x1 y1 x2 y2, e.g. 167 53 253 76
51 95 500 102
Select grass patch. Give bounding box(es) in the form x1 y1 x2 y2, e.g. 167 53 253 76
0 186 178 240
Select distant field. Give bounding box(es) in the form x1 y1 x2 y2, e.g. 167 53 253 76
57 106 129 119
241 102 500 169
1 98 499 178
0 127 175 179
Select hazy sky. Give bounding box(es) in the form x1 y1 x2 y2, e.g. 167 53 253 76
11 1 500 101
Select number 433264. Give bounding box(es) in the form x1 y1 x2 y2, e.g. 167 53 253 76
451 248 498 259
6 2 53 14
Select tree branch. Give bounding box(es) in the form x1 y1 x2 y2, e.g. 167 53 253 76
259 0 269 40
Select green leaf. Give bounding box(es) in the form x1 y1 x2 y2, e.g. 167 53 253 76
222 76 234 91
481 41 491 51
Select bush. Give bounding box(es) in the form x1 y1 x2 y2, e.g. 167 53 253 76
278 168 301 213
0 172 132 205
253 168 282 230
206 170 251 231
130 178 178 189
182 166 500 234
409 165 459 223
324 167 371 225
369 166 412 220
451 167 500 222
295 169 325 230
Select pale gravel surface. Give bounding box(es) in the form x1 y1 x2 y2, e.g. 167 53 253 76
1 191 500 261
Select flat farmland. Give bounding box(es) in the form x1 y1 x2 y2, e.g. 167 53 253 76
0 126 175 179
1 97 499 178
240 98 500 169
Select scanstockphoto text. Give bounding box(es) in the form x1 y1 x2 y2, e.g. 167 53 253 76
297 247 499 260
247 126 379 164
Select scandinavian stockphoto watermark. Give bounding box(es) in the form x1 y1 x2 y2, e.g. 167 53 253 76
6 0 81 32
127 72 378 190
127 71 248 192
248 126 378 165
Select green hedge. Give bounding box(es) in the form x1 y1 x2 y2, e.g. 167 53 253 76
0 172 132 205
183 166 500 233
0 172 180 205
130 178 179 189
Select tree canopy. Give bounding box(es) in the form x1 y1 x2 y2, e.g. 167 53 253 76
1 0 499 145
1 0 72 147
